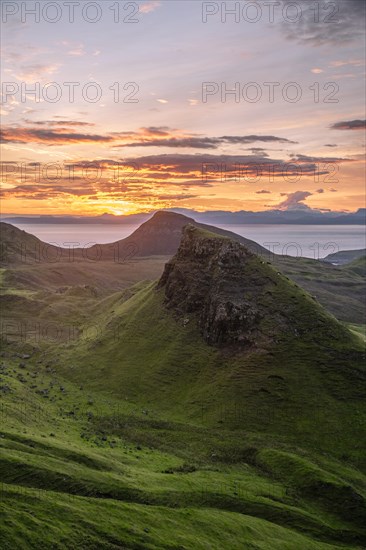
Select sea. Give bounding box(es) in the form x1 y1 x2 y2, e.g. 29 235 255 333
6 223 366 260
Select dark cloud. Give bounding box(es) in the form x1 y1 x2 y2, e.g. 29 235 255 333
280 0 366 46
116 134 297 149
330 120 366 130
316 189 324 193
290 153 350 163
0 124 297 149
65 153 334 180
0 127 113 145
324 144 338 148
123 153 290 174
256 190 271 194
140 126 172 136
119 137 221 149
248 148 269 157
155 194 197 201
23 119 95 127
219 135 297 145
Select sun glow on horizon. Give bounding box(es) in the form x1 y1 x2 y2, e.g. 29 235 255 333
111 209 127 216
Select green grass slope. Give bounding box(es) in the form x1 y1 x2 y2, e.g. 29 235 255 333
344 256 366 277
1 351 365 549
323 249 366 265
1 225 365 548
275 255 365 324
53 277 365 464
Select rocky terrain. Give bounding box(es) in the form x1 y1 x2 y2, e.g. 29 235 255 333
159 225 353 347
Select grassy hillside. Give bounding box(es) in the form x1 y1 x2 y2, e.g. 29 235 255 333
323 249 366 265
1 222 365 549
276 255 365 324
344 256 366 277
347 323 366 342
1 344 365 549
50 277 365 464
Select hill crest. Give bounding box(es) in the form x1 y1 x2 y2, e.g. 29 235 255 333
158 225 352 347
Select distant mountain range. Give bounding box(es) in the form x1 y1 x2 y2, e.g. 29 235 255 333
169 207 366 225
1 208 365 225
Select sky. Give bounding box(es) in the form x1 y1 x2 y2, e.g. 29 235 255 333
1 0 365 216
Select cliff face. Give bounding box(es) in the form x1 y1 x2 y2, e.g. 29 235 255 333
159 226 268 346
159 225 351 348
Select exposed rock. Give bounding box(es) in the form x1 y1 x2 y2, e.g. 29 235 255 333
158 225 346 348
159 226 266 346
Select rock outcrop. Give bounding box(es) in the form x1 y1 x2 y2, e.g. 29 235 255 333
159 225 349 347
159 226 268 346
